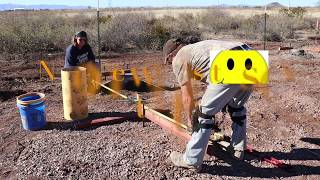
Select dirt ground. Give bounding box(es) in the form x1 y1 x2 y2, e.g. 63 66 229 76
0 41 319 179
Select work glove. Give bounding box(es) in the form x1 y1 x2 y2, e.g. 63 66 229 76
187 107 200 134
188 106 222 134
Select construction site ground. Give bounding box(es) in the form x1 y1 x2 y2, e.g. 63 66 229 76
0 41 319 179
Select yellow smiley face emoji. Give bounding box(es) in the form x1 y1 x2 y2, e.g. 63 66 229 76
209 50 269 84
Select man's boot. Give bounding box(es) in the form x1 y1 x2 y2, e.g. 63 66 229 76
169 151 202 172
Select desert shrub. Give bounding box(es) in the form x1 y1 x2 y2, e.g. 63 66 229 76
200 9 241 33
154 14 201 42
239 14 264 39
265 32 282 42
199 8 313 42
99 15 112 24
293 17 316 30
0 8 316 60
266 14 314 40
238 13 311 41
100 13 201 52
0 11 97 57
0 11 203 57
147 18 171 50
100 13 152 51
174 13 201 38
267 15 294 40
279 7 306 18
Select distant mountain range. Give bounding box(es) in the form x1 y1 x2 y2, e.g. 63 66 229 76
0 2 297 11
0 4 89 11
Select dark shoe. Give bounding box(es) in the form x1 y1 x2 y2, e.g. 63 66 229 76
169 151 202 172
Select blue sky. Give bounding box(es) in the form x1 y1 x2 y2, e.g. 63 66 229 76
1 0 318 7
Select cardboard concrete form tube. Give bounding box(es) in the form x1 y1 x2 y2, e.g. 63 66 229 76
61 66 88 121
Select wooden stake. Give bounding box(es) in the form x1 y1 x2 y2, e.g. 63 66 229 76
40 60 55 81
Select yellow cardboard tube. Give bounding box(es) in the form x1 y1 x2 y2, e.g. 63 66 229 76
61 67 88 121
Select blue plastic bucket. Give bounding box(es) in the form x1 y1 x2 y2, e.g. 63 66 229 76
16 92 47 130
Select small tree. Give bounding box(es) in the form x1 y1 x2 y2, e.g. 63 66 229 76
279 7 306 18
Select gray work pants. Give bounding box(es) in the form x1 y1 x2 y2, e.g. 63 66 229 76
183 84 252 166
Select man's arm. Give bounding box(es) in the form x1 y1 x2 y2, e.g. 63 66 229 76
180 80 195 128
171 46 194 128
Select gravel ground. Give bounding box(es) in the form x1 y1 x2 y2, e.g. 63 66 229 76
0 43 319 179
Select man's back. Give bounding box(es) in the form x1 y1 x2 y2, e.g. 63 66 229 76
173 40 244 85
